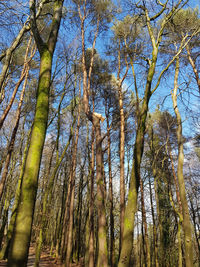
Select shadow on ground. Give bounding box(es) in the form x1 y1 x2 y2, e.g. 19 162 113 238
0 246 63 267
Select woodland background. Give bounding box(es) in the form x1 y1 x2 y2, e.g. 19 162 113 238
0 0 199 266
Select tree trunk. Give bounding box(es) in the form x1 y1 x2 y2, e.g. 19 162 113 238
65 106 80 266
106 111 115 267
0 64 29 200
186 45 200 94
118 85 125 258
85 122 95 267
171 57 193 267
118 91 151 267
0 125 31 260
7 48 52 267
149 178 159 267
7 1 63 265
94 116 109 267
140 179 151 267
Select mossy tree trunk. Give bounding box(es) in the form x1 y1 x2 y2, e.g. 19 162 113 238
0 118 32 261
7 46 52 267
172 57 193 267
118 2 187 265
7 1 63 266
118 48 155 267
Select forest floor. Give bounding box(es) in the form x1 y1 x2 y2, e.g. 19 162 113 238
0 246 84 266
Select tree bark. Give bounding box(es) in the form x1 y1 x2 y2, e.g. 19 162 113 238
140 179 151 267
106 106 115 267
7 1 63 265
0 64 29 200
171 57 193 267
65 98 81 267
186 45 200 94
94 116 108 267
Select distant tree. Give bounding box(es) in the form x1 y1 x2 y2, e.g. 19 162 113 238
115 1 198 266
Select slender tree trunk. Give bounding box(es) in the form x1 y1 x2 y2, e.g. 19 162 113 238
65 105 80 267
167 143 183 267
189 197 200 265
85 122 95 267
0 38 33 130
0 24 29 100
107 117 115 266
119 84 125 257
140 179 151 267
74 163 84 262
65 174 75 266
94 117 108 267
171 57 193 267
34 147 55 267
118 89 151 267
148 178 159 267
89 123 95 267
0 195 10 249
117 40 128 257
0 63 29 200
34 101 75 267
186 45 200 94
0 125 31 260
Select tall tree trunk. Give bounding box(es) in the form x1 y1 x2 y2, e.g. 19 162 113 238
65 101 81 267
0 125 32 260
118 84 125 257
168 143 183 267
117 40 128 257
0 194 10 249
0 61 29 200
34 97 75 267
74 163 84 262
149 178 159 267
118 79 152 267
7 1 63 265
94 116 108 267
171 57 193 267
79 4 108 265
189 197 200 265
106 112 115 267
8 48 52 267
140 179 151 267
85 122 95 267
88 123 95 267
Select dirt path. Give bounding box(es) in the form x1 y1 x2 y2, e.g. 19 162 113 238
0 246 84 266
0 246 63 267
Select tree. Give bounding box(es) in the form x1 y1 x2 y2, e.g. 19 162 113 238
76 1 113 266
7 1 64 266
117 1 197 266
171 56 193 267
